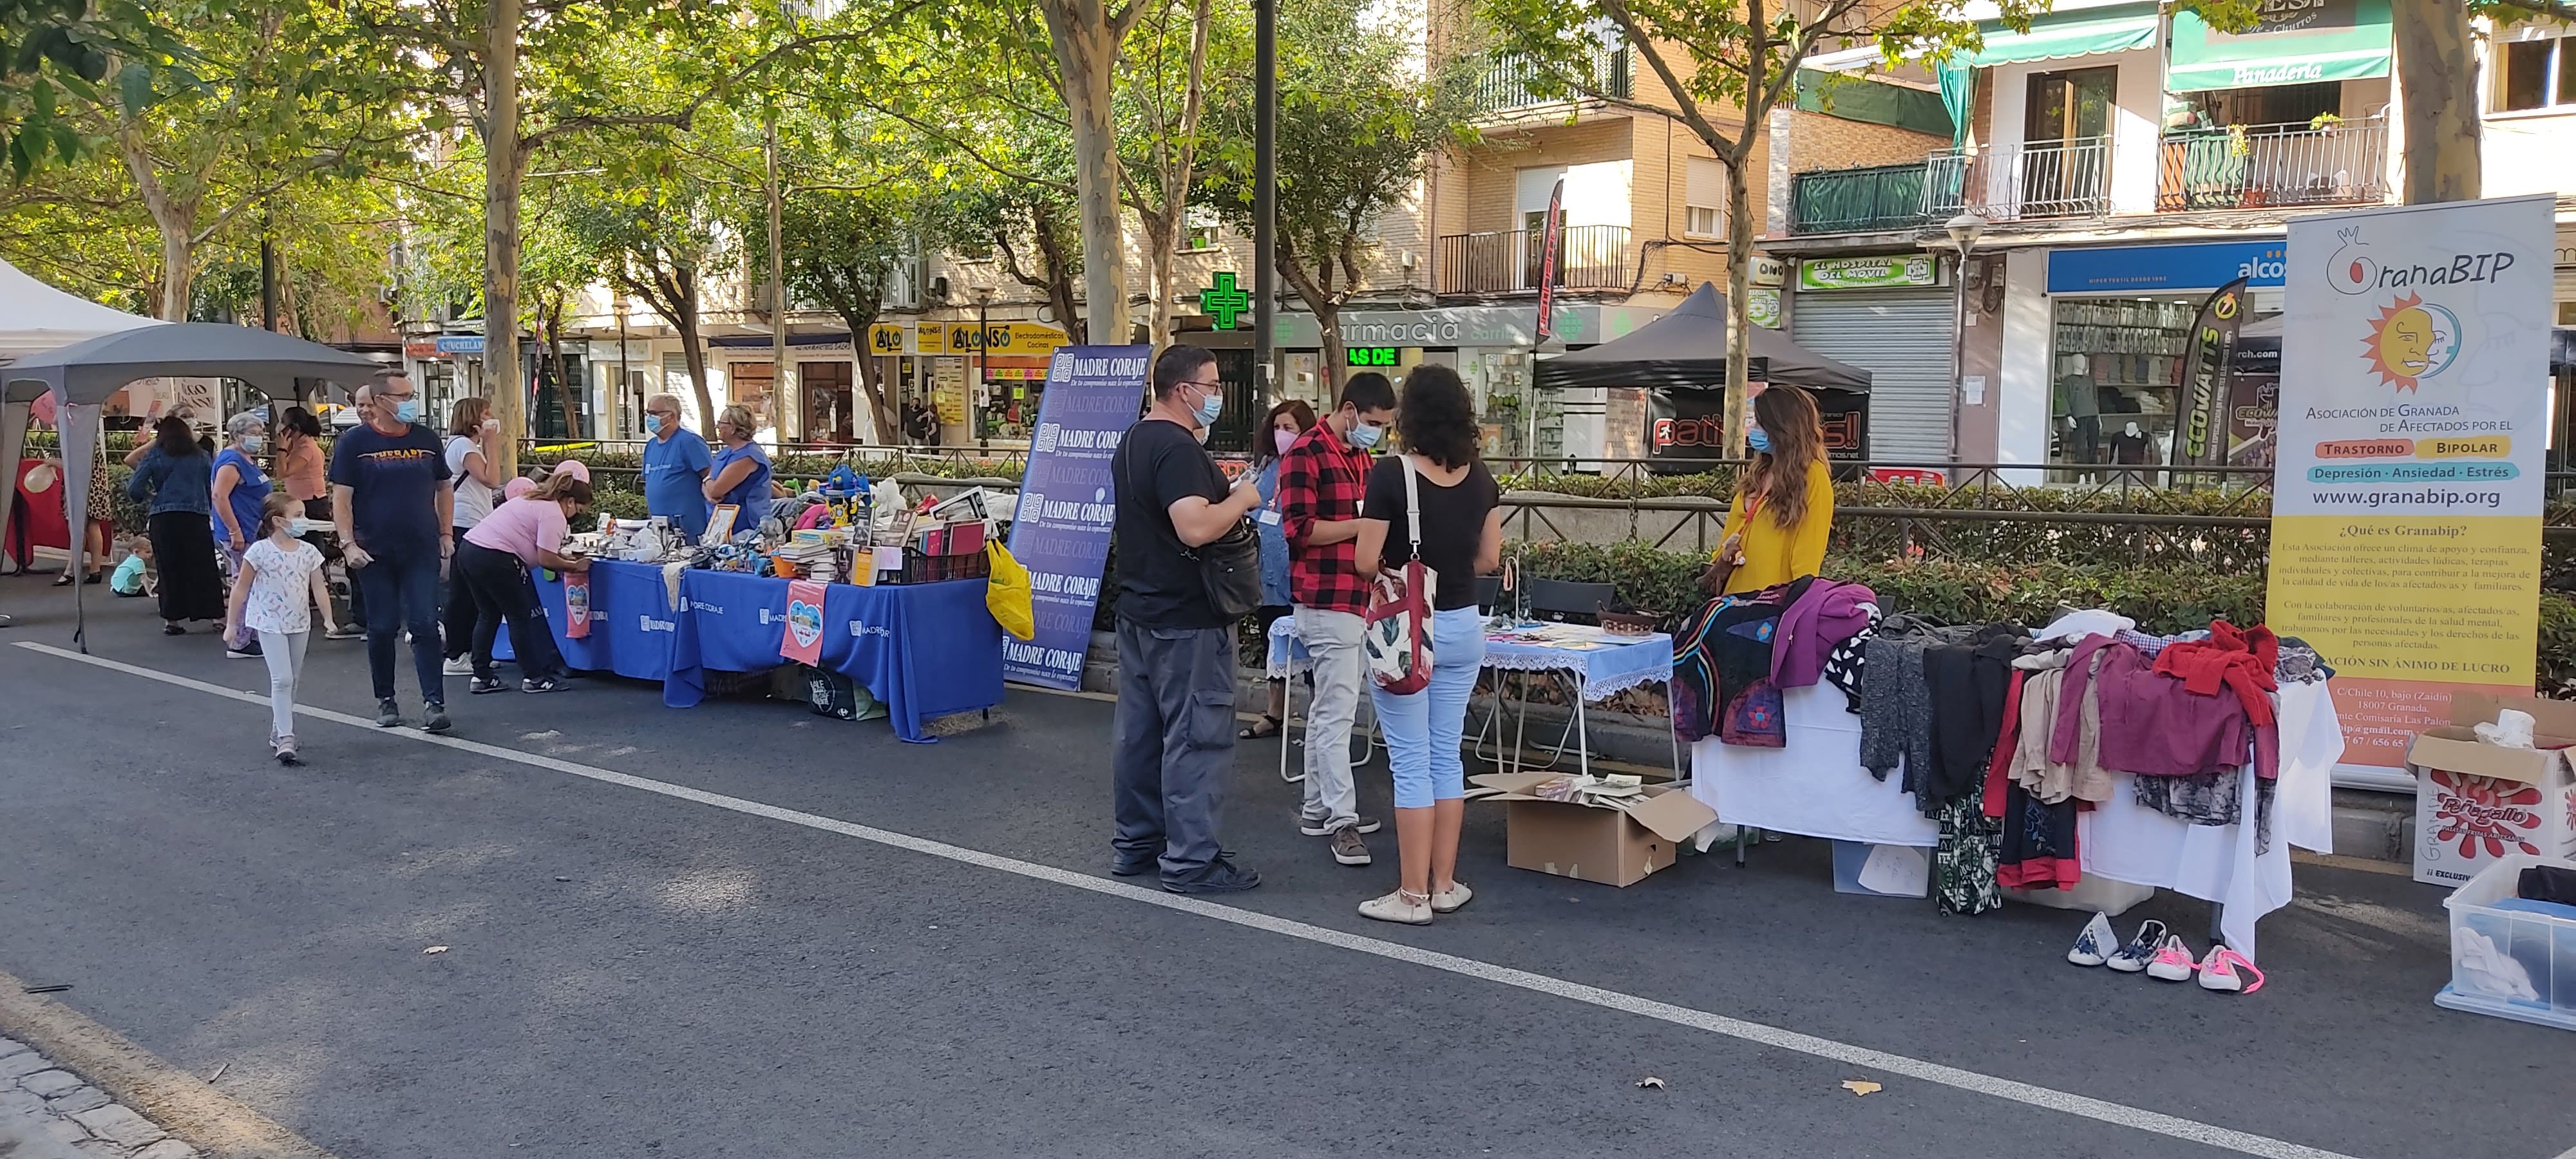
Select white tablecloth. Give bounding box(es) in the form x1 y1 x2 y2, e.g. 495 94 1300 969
1689 684 1940 847
1267 617 1674 702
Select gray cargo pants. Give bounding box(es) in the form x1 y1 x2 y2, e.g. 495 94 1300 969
1112 617 1239 882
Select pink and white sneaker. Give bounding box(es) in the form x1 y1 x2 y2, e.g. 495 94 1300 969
2145 934 2198 982
2197 945 2264 994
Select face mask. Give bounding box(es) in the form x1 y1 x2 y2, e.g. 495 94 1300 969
1273 429 1296 455
1193 388 1223 429
1349 422 1385 450
645 414 664 435
242 435 265 453
393 399 421 424
1745 424 1773 455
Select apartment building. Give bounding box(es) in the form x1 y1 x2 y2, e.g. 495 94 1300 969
1772 0 2576 473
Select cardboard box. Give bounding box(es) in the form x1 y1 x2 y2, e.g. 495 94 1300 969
2407 693 2576 887
1469 773 1718 887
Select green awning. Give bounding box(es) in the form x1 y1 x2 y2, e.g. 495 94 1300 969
2168 0 2391 91
1969 6 2159 67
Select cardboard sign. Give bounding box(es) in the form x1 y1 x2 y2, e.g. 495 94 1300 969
781 578 828 665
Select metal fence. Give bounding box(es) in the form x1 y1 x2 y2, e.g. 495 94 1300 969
1788 162 1934 234
1473 47 1633 111
1926 136 2115 221
1433 225 1631 296
2156 117 2389 212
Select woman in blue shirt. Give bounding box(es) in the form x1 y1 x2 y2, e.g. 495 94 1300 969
701 404 773 533
124 415 225 635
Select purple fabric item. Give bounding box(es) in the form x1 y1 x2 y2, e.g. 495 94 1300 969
2053 636 2271 779
1770 579 1878 689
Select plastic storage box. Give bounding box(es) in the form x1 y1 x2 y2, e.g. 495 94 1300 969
2435 853 2576 1032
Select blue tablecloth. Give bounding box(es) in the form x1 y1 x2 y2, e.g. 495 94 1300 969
503 558 1003 743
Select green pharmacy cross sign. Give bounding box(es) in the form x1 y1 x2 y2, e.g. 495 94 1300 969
1199 272 1251 330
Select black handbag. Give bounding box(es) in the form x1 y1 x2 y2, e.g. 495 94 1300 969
1188 520 1266 621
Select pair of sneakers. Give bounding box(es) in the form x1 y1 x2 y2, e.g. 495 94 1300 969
2067 914 2264 994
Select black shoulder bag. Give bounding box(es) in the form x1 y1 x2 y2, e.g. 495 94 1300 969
1189 517 1266 621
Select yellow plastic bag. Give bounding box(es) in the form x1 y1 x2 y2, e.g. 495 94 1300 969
985 541 1036 641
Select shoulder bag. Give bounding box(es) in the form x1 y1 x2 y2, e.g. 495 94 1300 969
1363 455 1437 695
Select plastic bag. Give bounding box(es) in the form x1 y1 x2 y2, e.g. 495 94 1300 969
985 542 1036 641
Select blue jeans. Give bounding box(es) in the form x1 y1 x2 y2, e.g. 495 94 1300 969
1372 605 1487 810
357 545 444 704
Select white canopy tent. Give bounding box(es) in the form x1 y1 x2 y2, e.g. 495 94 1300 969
5 322 381 649
0 259 164 579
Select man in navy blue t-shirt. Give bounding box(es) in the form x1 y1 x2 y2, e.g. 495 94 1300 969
331 371 456 732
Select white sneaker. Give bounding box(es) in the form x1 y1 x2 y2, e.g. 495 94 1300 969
2146 934 2199 983
1430 881 1473 914
2105 919 2168 974
2196 945 2265 994
441 656 475 676
2067 912 2117 967
1358 889 1432 925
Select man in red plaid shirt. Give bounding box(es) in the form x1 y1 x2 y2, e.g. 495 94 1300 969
1277 372 1399 866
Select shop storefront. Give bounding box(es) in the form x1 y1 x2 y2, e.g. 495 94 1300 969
2008 239 2286 469
1787 254 1955 464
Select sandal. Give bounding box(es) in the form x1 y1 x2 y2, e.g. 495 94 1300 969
1239 715 1283 740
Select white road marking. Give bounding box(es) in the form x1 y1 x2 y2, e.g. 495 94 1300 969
17 640 2364 1159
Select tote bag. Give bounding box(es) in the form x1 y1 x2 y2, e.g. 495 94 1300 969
1363 456 1437 695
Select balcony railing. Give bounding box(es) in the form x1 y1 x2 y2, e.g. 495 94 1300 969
1788 162 1935 234
2157 116 2389 212
1435 225 1631 296
1474 47 1633 112
1926 135 2114 221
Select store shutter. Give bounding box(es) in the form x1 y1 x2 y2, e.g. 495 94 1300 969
1788 288 1955 465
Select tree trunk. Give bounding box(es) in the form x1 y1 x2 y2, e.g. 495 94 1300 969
1041 1 1131 346
544 297 571 437
2394 0 2479 203
1721 153 1754 458
482 0 526 481
1030 209 1085 343
153 218 192 321
846 311 898 443
1143 211 1178 350
676 273 714 427
115 127 194 321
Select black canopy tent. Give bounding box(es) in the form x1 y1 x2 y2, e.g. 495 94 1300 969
1531 282 1873 469
3 323 382 650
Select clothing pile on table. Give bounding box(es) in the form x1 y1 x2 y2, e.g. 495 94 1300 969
1672 577 1879 748
1834 608 2336 916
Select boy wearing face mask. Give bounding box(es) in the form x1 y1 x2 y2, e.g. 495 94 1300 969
1107 345 1267 894
1276 371 1400 866
329 368 457 732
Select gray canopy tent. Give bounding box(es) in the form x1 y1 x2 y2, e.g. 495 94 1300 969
3 323 383 649
1533 281 1873 391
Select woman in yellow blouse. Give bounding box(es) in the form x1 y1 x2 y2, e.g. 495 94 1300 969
1703 385 1834 595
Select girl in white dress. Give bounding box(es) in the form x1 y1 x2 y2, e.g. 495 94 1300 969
225 493 338 764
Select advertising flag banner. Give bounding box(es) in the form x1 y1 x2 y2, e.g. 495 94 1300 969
2173 276 2249 468
1003 345 1153 688
1534 178 1565 343
2270 196 2553 768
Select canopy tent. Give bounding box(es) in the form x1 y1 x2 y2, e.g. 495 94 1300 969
3 323 383 649
1532 282 1874 392
0 258 164 361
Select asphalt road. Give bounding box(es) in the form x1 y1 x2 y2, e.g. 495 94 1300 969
1 578 2569 1159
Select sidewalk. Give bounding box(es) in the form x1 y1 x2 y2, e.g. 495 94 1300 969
0 1037 195 1159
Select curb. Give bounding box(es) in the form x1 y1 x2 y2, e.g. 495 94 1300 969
0 969 335 1159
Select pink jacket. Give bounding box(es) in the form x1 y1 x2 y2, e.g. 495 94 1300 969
1771 578 1877 688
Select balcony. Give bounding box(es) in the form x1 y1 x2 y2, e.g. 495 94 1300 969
1434 225 1630 296
1475 47 1633 113
1788 162 1935 234
2157 116 2388 212
1926 136 2114 222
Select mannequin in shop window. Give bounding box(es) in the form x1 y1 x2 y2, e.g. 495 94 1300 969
1700 385 1835 596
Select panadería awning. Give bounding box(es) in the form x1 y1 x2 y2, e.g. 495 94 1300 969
2168 0 2392 92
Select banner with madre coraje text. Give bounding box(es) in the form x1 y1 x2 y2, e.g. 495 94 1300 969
2269 196 2553 768
1001 345 1151 689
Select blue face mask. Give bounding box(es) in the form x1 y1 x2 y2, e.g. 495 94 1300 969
1745 424 1773 455
1193 388 1223 429
393 399 422 424
1349 422 1385 450
644 414 664 435
241 435 265 453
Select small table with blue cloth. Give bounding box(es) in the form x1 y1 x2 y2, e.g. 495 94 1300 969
502 558 1004 742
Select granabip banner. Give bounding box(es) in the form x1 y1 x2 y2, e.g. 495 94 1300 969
1001 344 1151 688
2269 196 2553 767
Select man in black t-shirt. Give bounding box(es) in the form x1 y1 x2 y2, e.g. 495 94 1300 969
1107 345 1266 894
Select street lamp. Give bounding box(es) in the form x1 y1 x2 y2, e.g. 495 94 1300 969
971 283 994 446
1938 213 1985 466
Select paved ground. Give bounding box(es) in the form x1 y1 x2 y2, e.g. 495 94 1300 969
0 1035 196 1159
1 577 2571 1159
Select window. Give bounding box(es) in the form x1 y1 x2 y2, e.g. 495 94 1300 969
1182 206 1220 252
2497 35 2576 112
1684 156 1723 238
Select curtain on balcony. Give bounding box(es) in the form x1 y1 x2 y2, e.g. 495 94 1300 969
2166 0 2392 92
